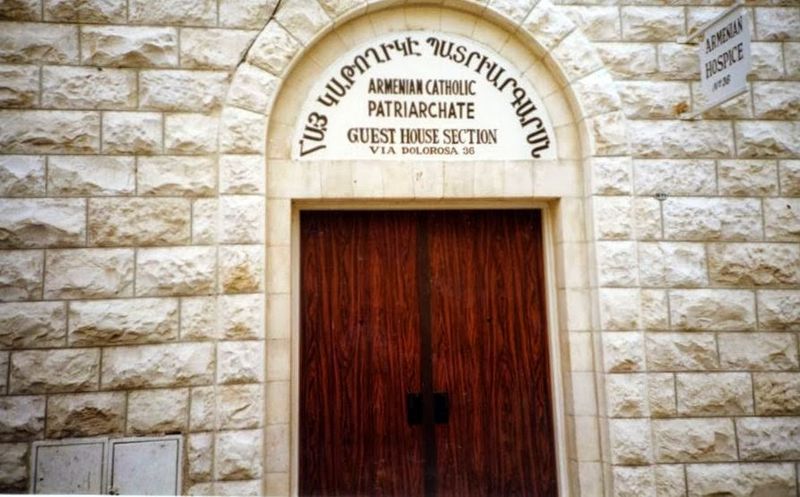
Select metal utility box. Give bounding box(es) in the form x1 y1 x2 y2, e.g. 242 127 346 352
31 438 107 494
107 436 182 495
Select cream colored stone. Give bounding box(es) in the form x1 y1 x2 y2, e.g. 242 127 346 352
753 82 800 120
0 250 42 301
0 443 28 491
136 246 216 297
755 7 800 41
217 341 263 384
190 386 215 431
622 7 684 41
633 197 662 240
181 296 217 341
220 107 265 154
736 121 800 158
220 196 264 244
641 290 668 330
267 339 290 381
757 290 800 330
88 198 190 247
663 198 762 241
10 348 99 393
69 298 178 346
44 0 123 21
266 381 290 424
586 111 628 156
593 197 632 240
719 333 799 371
562 6 619 41
163 113 219 154
0 64 38 107
599 288 639 331
764 198 800 241
613 466 655 497
603 332 645 372
180 28 256 69
708 243 800 286
596 42 657 79
606 373 648 417
220 0 275 28
686 462 797 497
102 342 214 389
617 81 689 119
646 333 719 371
215 480 261 496
218 384 262 429
654 464 685 497
46 392 125 437
634 160 715 196
48 156 134 196
0 353 6 393
187 432 213 481
220 245 263 293
275 0 330 44
0 396 44 441
220 155 264 194
573 70 622 118
129 0 214 24
191 198 218 245
737 417 800 460
139 70 228 111
0 110 99 154
138 156 216 196
656 43 695 79
596 241 638 286
45 248 133 299
228 63 278 114
0 0 39 20
718 160 779 196
220 294 263 340
187 483 214 495
42 66 135 109
81 26 177 67
638 242 707 288
629 120 733 158
0 155 44 196
264 423 289 472
128 388 188 435
102 112 161 153
215 429 263 479
247 22 301 76
0 302 65 348
521 1 576 51
648 373 676 418
670 289 755 331
0 23 77 64
754 373 800 416
676 372 753 416
691 80 752 119
610 418 653 464
751 41 785 79
653 418 737 463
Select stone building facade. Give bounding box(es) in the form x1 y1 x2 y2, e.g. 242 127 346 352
0 0 799 495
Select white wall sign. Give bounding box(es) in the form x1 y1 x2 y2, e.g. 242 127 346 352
292 32 557 161
699 7 751 109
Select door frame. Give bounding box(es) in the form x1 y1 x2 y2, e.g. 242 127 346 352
288 199 569 496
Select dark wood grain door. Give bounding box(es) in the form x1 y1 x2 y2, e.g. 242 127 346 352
300 210 556 497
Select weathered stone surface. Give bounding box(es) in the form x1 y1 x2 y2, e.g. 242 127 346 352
180 28 256 69
273 0 330 44
603 332 645 372
595 42 657 79
692 81 752 119
670 289 755 331
779 161 800 196
751 42 785 80
44 0 123 22
220 294 263 340
215 429 262 480
0 353 6 393
215 480 261 497
46 392 125 437
708 243 800 286
719 333 799 371
736 121 800 158
653 464 684 497
163 113 218 154
596 241 638 286
102 112 161 153
573 69 622 117
634 159 715 195
0 0 39 20
218 384 262 429
656 43 695 79
0 396 44 441
247 22 300 76
48 156 134 196
686 462 797 497
219 0 274 28
219 107 265 154
0 198 85 249
139 70 228 111
218 341 264 384
758 290 800 330
593 196 632 240
127 388 188 435
621 6 683 41
45 248 134 299
187 482 214 495
737 417 800 460
648 373 676 418
764 198 800 241
590 157 631 195
613 466 655 497
69 298 178 346
562 6 619 41
552 31 605 83
653 418 737 463
129 0 214 25
191 199 218 245
646 332 719 371
0 250 42 301
755 7 800 41
187 432 213 481
599 288 639 331
181 297 217 340
101 342 214 389
0 23 77 63
640 290 668 330
220 245 263 293
190 386 215 431
610 418 652 464
520 2 576 51
638 242 707 287
634 197 662 240
663 198 762 241
0 110 99 153
617 81 689 119
136 247 216 296
88 198 190 246
629 120 733 158
0 443 28 491
220 155 264 194
138 156 216 196
787 42 800 78
10 348 99 393
81 26 178 67
0 155 44 196
676 372 753 416
227 63 278 114
0 64 37 107
718 160 779 196
0 302 65 348
754 373 800 415
753 82 800 120
42 66 135 109
607 374 647 418
220 196 264 244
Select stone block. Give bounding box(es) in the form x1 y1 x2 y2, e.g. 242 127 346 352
622 6 684 41
0 302 65 348
219 107 265 154
593 196 632 240
617 81 690 119
220 245 263 293
0 250 42 301
0 22 77 64
719 333 799 371
80 26 178 67
189 386 215 431
220 294 263 340
686 462 797 497
670 289 755 331
0 64 38 107
653 418 737 463
590 157 631 195
219 0 274 28
755 373 800 416
779 161 800 196
215 430 262 480
264 423 288 472
562 6 619 41
753 82 800 120
0 0 39 20
46 392 125 437
88 198 190 247
137 156 216 196
0 353 6 393
42 66 135 109
127 388 188 435
181 296 217 341
220 155 264 194
595 42 657 79
646 332 718 371
602 332 645 373
227 63 279 114
654 464 685 497
641 290 669 330
757 290 800 330
0 199 86 249
521 2 576 51
708 243 800 286
599 288 639 331
9 348 99 394
180 28 256 69
220 196 264 244
163 113 219 154
139 70 228 111
663 198 762 241
754 7 800 41
192 199 218 244
69 298 179 346
634 159 715 196
246 22 301 76
218 384 262 429
718 159 779 196
751 41 785 79
628 120 733 158
217 341 264 384
0 443 28 491
764 198 800 241
274 0 330 44
187 433 213 481
48 156 135 196
676 372 753 416
596 241 638 286
44 0 123 21
638 242 707 288
610 418 652 465
129 0 215 25
552 31 605 82
787 42 800 78
215 480 261 496
0 155 44 196
648 373 676 418
606 374 648 417
45 248 134 299
101 342 214 389
736 121 800 158
656 43 695 79
136 247 216 297
0 396 44 441
613 466 656 497
102 112 161 153
633 197 662 240
0 110 99 153
737 417 800 460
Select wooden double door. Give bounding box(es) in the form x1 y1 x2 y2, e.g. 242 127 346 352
300 210 557 497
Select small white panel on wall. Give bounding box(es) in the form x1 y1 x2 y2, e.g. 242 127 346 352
31 438 107 494
107 436 182 496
